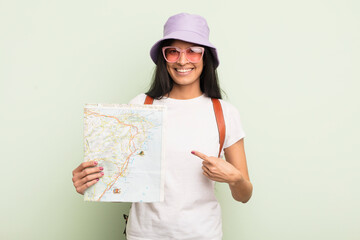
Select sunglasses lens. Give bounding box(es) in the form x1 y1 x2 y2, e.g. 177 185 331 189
186 47 203 62
164 48 180 62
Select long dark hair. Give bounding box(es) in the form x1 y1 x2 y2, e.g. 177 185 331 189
145 39 223 99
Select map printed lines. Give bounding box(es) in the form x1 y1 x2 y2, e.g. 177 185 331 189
85 110 140 201
83 104 165 202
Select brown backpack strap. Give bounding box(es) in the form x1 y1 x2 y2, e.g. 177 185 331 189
211 98 226 158
144 95 154 104
144 95 225 158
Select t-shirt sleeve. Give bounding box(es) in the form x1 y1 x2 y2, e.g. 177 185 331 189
128 93 147 104
222 100 246 149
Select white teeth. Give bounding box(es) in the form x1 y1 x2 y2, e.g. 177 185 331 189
176 69 192 73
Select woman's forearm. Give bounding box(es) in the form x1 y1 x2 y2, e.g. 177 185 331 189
228 175 253 203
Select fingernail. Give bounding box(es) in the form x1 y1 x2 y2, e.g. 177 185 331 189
94 161 98 165
101 172 104 175
99 167 103 170
191 151 195 154
96 178 99 181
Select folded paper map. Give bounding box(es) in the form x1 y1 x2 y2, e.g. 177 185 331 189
83 103 166 202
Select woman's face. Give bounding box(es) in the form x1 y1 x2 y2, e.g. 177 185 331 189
165 40 204 89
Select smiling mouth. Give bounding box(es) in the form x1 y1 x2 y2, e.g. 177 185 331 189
175 68 193 73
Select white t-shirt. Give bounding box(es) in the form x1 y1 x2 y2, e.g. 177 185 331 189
126 93 246 240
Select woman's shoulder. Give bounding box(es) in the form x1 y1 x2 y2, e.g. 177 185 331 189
128 93 147 104
218 98 241 116
218 98 246 147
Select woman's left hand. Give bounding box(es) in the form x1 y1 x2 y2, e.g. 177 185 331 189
191 150 244 184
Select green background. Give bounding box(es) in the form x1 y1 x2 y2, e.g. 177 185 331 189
1 0 359 239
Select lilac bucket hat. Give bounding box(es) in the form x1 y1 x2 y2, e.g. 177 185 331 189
150 13 219 68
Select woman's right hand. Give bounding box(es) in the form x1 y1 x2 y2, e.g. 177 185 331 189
72 161 104 195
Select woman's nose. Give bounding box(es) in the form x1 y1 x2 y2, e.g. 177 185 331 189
177 51 188 65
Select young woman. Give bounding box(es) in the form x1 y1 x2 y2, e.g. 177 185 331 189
72 13 253 240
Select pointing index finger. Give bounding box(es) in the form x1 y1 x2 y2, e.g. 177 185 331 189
191 151 209 161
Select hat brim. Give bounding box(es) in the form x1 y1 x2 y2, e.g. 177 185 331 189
150 30 219 68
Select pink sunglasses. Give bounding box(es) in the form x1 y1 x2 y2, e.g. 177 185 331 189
162 46 205 63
